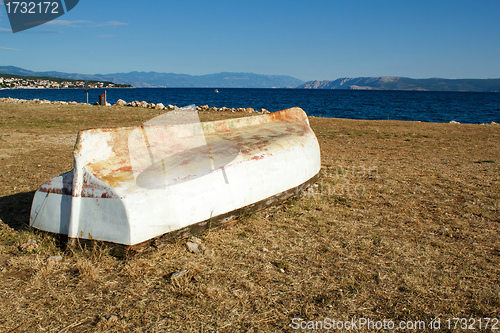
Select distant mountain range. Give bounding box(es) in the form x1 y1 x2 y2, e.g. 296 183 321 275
0 66 303 88
2 66 500 91
297 76 500 92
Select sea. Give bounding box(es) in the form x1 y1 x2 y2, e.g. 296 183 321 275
1 88 499 124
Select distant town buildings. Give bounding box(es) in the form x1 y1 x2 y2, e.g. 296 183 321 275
0 76 119 89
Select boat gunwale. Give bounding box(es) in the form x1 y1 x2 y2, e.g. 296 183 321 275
73 107 308 137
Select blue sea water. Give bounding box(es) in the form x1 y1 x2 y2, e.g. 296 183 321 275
1 88 499 124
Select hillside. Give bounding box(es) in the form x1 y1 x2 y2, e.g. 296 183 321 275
298 76 500 92
0 66 304 88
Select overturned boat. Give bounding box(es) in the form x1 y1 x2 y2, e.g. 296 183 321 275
30 107 321 249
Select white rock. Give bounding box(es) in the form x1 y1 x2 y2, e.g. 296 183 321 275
19 239 37 252
115 99 127 106
46 255 63 263
186 241 202 253
104 314 118 323
171 269 189 279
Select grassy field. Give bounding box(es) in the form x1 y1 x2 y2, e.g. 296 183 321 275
0 102 499 332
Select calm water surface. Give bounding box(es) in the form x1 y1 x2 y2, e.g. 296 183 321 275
1 88 499 124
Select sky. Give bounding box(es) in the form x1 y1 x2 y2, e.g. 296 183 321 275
0 0 499 81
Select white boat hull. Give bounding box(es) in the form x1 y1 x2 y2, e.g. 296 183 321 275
30 107 321 247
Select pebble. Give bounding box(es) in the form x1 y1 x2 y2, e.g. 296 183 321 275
185 236 213 256
170 269 189 279
19 239 37 252
104 314 118 323
186 241 202 254
46 255 63 264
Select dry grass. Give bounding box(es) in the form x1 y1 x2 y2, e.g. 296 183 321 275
0 102 499 332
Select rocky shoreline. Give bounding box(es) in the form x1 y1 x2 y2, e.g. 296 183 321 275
2 96 497 124
0 97 270 114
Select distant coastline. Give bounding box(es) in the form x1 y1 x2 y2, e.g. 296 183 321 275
297 77 500 93
0 74 131 89
1 66 500 92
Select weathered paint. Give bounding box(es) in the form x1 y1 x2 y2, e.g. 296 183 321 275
30 107 321 246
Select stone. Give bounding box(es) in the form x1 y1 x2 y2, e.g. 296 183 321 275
46 255 63 264
245 108 254 113
171 269 189 279
104 314 118 323
140 101 148 108
261 108 270 114
115 99 127 106
155 103 165 110
186 237 212 256
449 120 460 124
186 241 202 254
147 103 156 109
19 239 37 252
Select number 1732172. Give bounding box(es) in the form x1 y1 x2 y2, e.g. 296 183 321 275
446 318 498 330
5 2 60 14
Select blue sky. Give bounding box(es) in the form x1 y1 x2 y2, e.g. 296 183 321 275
1 0 499 81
